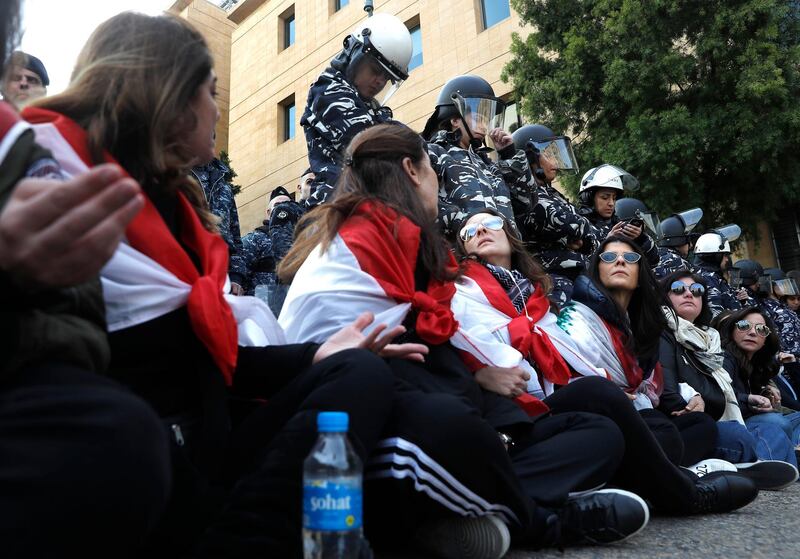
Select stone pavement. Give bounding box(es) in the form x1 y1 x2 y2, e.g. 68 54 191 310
381 483 800 559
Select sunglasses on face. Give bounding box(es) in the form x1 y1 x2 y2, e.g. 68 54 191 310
598 251 642 264
459 215 504 242
669 281 706 298
735 319 771 337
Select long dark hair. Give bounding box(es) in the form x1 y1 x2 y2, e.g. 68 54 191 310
454 207 552 295
35 12 216 231
660 270 713 328
586 235 668 359
279 123 457 283
713 306 781 390
0 0 20 71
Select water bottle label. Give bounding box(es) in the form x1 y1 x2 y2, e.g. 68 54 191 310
303 480 362 531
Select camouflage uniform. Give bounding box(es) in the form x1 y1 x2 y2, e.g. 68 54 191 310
427 129 535 237
654 247 691 280
301 68 393 207
760 298 800 360
523 182 597 306
241 200 306 296
269 200 305 264
579 206 660 267
191 159 247 287
692 262 743 318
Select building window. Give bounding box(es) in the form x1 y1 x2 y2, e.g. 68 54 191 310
480 0 510 30
408 22 423 71
280 95 296 142
280 5 295 50
334 0 349 11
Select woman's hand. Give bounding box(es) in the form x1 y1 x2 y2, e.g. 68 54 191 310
735 288 750 302
313 312 429 365
0 165 143 288
764 385 782 408
474 366 530 398
778 352 797 364
608 220 643 240
748 394 774 413
672 394 706 416
488 128 514 151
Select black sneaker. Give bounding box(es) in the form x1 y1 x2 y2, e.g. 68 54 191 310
735 460 799 490
414 515 511 559
691 472 758 514
557 489 650 546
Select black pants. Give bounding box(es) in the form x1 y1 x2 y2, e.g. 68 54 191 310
0 363 171 558
364 357 624 551
197 349 394 558
544 377 700 514
639 408 718 466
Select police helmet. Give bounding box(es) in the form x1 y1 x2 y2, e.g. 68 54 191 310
511 124 579 175
694 233 731 254
421 75 504 141
578 164 639 206
732 259 763 287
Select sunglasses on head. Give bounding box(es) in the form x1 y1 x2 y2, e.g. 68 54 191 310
669 281 706 297
459 215 505 242
735 319 771 337
598 251 642 264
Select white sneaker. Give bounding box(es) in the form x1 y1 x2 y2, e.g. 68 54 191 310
415 515 511 559
685 458 737 478
734 460 799 490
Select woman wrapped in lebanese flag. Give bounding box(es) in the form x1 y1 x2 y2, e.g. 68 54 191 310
450 209 607 413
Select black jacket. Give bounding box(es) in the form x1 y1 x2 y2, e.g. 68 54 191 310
657 331 726 420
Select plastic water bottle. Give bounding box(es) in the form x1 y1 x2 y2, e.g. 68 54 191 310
303 412 363 559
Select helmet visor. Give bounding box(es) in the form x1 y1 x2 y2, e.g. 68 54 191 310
774 279 799 297
452 93 506 148
530 137 579 174
676 208 703 232
712 224 742 244
639 210 661 240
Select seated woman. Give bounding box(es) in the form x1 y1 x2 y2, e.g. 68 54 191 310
23 13 420 558
279 123 757 553
557 236 717 468
658 270 798 487
451 210 759 511
714 307 800 466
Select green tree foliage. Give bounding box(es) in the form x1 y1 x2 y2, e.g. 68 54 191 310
218 150 241 196
503 0 800 235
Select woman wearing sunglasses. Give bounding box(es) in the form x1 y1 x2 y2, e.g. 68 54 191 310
658 272 798 487
450 212 757 518
714 307 800 464
558 238 724 469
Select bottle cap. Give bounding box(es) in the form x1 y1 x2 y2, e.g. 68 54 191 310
317 411 349 433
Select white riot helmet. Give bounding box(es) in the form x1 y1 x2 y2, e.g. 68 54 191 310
578 164 639 206
348 14 413 104
694 233 731 254
694 225 741 254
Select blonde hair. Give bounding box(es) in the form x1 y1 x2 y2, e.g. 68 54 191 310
35 12 217 230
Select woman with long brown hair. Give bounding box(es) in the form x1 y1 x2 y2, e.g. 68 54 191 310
24 12 419 558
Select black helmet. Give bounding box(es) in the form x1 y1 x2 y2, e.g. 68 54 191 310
763 268 786 282
511 124 579 176
615 198 649 220
732 259 763 287
421 75 503 141
659 215 688 247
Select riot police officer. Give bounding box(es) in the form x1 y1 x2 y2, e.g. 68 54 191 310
654 208 703 279
760 268 800 362
691 225 744 317
421 74 535 238
510 123 592 304
301 13 412 207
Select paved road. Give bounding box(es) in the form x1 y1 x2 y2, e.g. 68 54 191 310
381 484 800 559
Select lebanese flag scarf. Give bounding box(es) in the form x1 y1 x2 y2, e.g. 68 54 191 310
23 107 239 385
279 200 459 345
462 260 571 386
